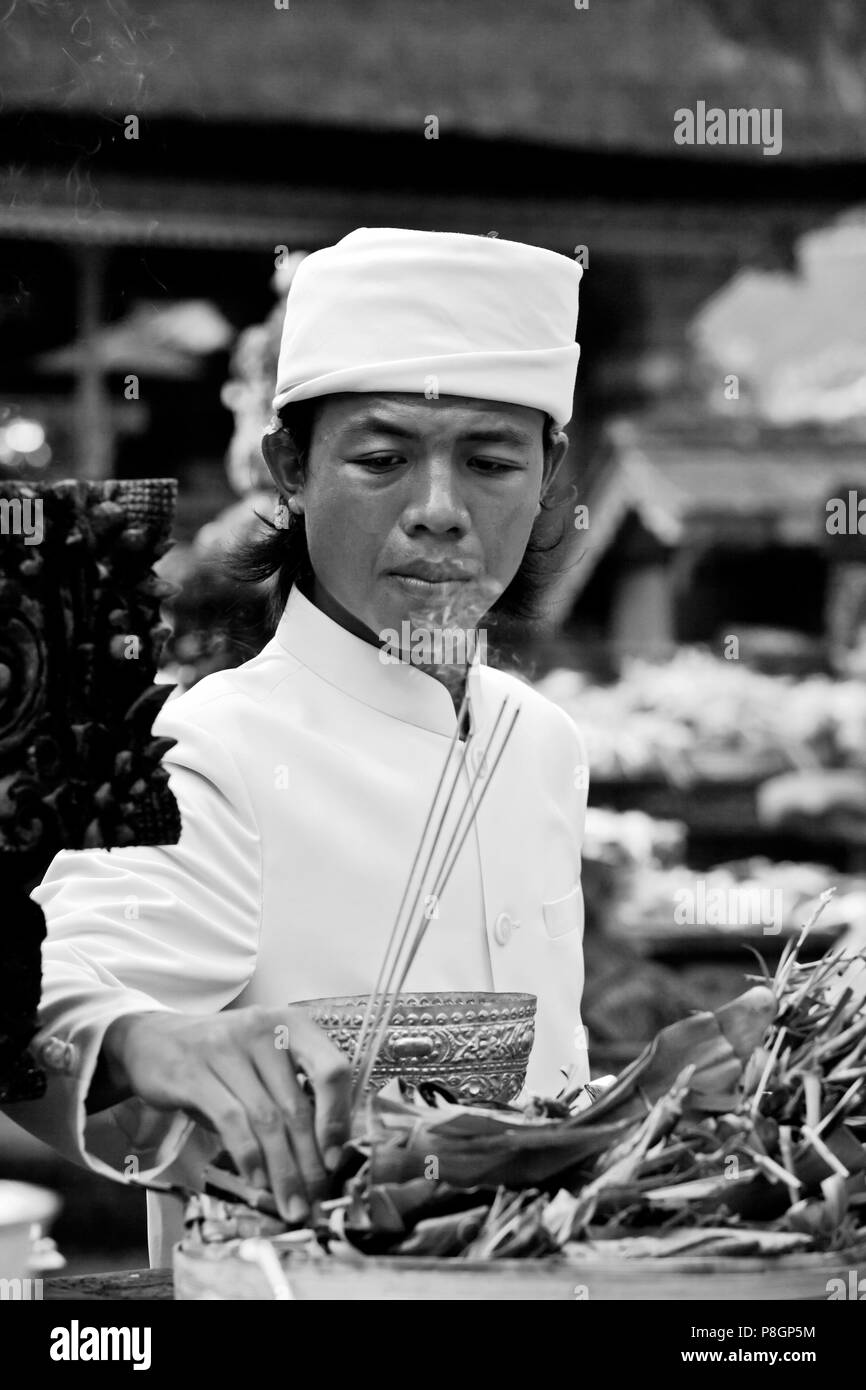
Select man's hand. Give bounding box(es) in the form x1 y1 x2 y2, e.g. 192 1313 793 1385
98 1005 352 1224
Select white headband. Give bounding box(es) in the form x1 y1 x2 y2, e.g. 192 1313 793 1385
272 227 582 427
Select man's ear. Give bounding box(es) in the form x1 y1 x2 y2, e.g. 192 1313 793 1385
261 426 306 508
539 428 570 507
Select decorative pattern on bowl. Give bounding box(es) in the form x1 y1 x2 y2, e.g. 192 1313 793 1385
298 992 537 1104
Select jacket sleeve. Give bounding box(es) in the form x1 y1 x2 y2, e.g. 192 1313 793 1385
1 691 262 1186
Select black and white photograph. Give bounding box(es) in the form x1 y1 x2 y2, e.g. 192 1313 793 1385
0 0 865 1340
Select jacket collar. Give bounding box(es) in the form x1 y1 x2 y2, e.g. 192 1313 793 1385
274 583 487 738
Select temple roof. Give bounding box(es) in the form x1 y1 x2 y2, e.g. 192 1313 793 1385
547 413 866 622
3 0 866 160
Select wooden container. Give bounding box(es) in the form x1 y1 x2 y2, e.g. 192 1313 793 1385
174 1238 866 1302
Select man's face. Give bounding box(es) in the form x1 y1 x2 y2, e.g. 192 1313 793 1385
266 392 565 640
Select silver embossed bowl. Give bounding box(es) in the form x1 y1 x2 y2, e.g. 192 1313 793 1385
298 991 537 1105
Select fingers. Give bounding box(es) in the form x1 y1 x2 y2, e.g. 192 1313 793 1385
282 1009 352 1167
253 1042 327 1206
121 1007 353 1225
191 1069 266 1189
200 1057 306 1224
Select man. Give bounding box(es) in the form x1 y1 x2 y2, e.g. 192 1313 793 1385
5 228 588 1266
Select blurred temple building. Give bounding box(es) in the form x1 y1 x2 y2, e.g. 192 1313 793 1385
1 0 865 652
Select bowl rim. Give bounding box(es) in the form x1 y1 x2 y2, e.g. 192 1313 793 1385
296 991 538 1011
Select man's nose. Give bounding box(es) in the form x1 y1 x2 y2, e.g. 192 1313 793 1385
401 457 471 535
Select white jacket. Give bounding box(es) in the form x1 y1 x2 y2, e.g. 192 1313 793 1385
5 585 589 1265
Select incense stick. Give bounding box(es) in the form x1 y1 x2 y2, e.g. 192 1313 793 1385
351 699 518 1104
384 699 515 991
352 699 520 1105
352 697 509 1091
350 687 472 1074
352 699 513 1105
389 702 520 994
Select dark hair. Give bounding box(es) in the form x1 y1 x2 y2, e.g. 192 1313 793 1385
228 399 573 639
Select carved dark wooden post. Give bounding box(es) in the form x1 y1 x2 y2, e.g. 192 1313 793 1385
0 479 181 1101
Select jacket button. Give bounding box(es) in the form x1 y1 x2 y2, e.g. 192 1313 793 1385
493 913 519 946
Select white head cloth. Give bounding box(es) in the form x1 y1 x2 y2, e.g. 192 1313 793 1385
272 227 582 427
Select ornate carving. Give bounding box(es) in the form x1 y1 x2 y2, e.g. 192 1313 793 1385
300 992 537 1105
0 478 181 1101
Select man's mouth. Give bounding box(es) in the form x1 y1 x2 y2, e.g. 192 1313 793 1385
388 573 468 591
386 562 480 590
382 566 503 632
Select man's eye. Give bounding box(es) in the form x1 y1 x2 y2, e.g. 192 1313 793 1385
469 457 522 474
355 455 405 470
